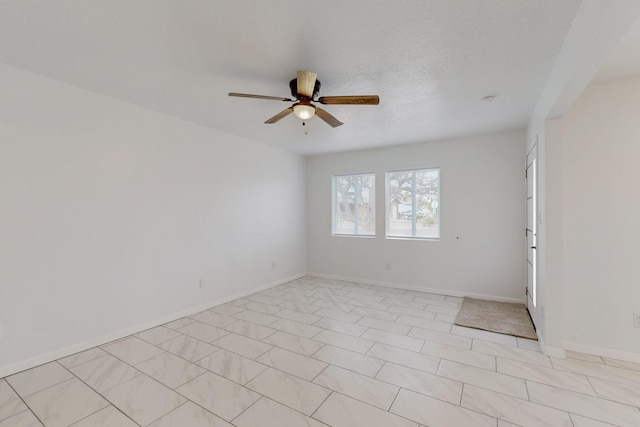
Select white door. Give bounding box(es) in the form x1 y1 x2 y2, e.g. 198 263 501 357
526 145 538 328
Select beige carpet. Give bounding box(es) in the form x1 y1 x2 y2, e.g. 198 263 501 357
454 297 537 340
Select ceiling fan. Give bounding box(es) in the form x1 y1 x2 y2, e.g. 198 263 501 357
228 71 379 128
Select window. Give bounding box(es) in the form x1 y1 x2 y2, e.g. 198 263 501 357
386 168 440 239
332 173 375 236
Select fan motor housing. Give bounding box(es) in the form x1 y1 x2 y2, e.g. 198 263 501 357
290 78 321 99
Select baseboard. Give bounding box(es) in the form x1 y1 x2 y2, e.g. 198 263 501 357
0 272 304 378
307 272 525 304
564 341 640 364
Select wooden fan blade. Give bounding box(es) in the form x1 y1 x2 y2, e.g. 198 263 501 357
229 93 293 101
265 107 294 124
315 107 344 128
318 95 380 105
297 71 317 98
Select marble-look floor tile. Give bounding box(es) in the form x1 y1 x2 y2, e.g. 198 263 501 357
313 317 368 337
527 381 640 427
232 397 326 427
408 326 472 349
386 305 432 318
0 379 27 421
396 315 451 333
135 326 182 345
310 298 355 313
589 376 640 407
163 317 195 330
452 325 518 346
269 318 322 339
313 365 399 410
472 340 550 367
242 301 283 315
58 347 107 369
232 309 280 326
313 345 384 377
423 340 497 370
248 294 286 306
104 375 186 426
313 330 374 354
602 357 640 372
6 362 73 397
158 335 219 362
177 372 259 421
245 368 330 416
347 298 390 312
275 308 321 325
424 303 459 315
262 331 324 356
517 338 541 352
414 296 456 306
382 298 423 310
256 347 327 381
570 414 618 427
314 308 362 323
148 401 232 427
391 388 496 427
360 329 424 352
351 307 398 322
70 354 141 393
136 352 206 389
222 320 276 340
461 384 573 427
189 311 237 328
367 343 439 374
277 300 321 314
212 333 272 359
101 337 165 365
71 406 138 427
197 349 267 385
25 378 109 427
437 359 528 399
176 322 229 343
497 358 595 395
566 351 604 364
312 391 419 427
551 357 640 385
376 362 462 404
210 303 246 316
435 312 456 323
0 410 43 427
357 317 411 335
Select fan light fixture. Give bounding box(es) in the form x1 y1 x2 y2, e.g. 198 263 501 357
293 103 316 120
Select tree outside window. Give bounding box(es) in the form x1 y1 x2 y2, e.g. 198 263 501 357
386 169 439 239
332 173 375 236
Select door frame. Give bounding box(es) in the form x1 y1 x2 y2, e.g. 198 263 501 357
525 143 538 329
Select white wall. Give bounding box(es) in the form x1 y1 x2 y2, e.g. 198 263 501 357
0 64 307 373
546 75 640 359
307 131 526 301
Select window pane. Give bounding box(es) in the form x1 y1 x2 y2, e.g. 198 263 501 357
333 173 375 236
415 170 439 238
386 168 439 239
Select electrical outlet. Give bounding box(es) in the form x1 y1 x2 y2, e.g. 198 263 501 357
199 279 204 289
271 261 276 270
385 262 391 270
634 313 640 328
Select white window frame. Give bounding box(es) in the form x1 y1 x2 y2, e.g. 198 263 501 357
331 173 376 237
385 168 440 240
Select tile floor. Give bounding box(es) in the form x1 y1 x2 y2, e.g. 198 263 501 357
1 276 640 426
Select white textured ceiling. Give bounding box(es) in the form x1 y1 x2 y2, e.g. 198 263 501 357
0 0 583 155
